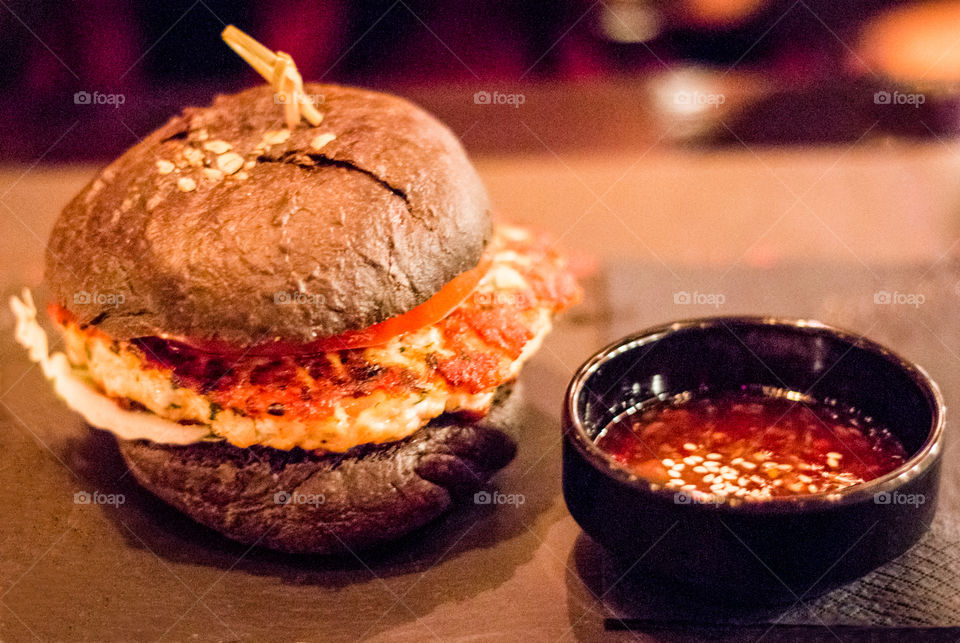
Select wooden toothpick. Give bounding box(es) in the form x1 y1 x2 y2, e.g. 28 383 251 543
221 25 323 129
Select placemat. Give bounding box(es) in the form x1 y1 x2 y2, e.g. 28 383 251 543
598 260 960 634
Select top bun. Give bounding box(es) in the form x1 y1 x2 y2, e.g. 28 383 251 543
46 84 491 346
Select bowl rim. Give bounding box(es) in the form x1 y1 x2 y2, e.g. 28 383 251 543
563 315 946 513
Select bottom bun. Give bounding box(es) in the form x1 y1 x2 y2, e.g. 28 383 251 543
118 386 519 554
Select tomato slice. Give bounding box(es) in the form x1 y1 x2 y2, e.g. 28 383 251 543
177 254 492 355
311 254 492 351
50 255 493 356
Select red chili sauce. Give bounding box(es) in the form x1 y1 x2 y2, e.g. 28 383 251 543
595 390 908 500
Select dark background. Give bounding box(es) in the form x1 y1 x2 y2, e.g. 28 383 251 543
0 0 922 161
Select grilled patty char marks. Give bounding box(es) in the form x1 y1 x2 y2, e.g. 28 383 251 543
55 225 580 452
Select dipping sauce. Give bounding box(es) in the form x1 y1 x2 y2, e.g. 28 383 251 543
596 390 908 500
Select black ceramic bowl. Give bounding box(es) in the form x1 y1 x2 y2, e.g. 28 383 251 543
562 317 945 604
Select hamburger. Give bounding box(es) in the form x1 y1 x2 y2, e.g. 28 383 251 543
12 82 580 553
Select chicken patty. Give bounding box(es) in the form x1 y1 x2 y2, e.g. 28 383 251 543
53 225 580 451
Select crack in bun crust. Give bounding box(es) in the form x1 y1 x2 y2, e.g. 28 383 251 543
117 385 519 554
46 84 491 345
